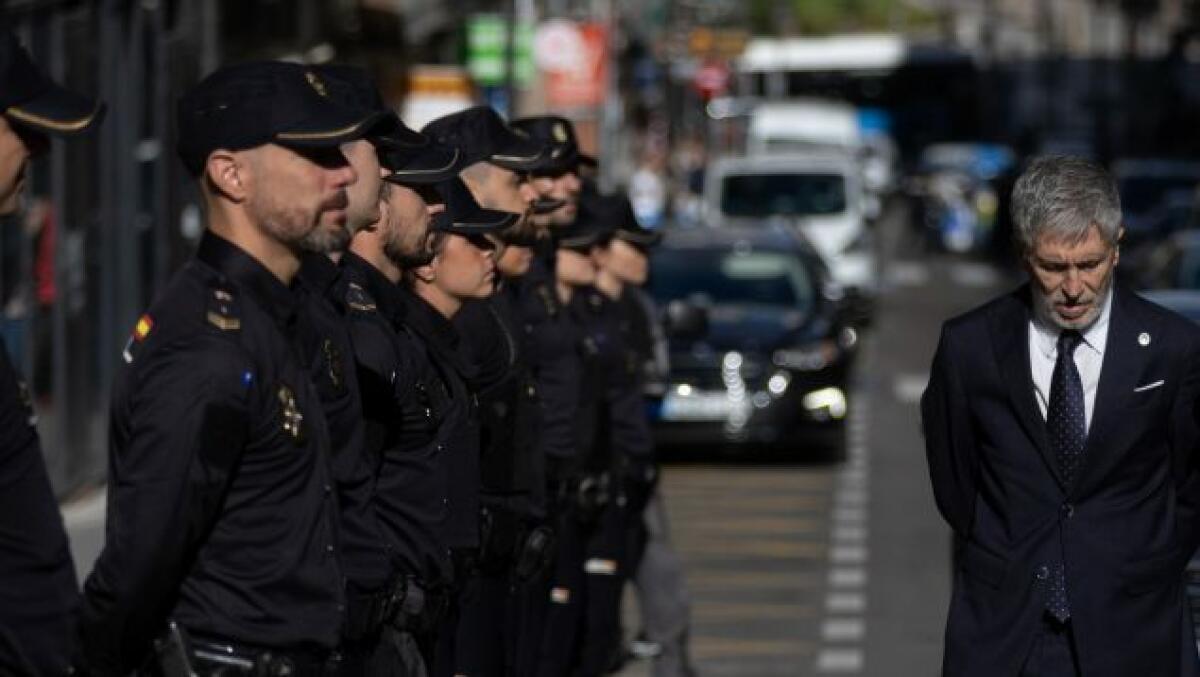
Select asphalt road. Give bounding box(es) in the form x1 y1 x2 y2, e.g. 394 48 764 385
62 199 1017 677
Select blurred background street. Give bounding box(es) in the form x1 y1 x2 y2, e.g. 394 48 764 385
11 0 1200 674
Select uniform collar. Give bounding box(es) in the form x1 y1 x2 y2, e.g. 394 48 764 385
399 286 461 350
340 251 406 324
297 251 342 298
1031 283 1113 360
197 230 300 330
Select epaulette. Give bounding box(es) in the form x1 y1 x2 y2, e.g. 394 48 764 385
206 284 242 332
345 282 377 313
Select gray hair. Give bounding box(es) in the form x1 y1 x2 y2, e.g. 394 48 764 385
1010 154 1122 253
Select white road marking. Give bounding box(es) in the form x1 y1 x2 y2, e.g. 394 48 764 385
830 545 869 564
829 567 868 588
817 648 864 672
831 525 868 543
826 592 867 613
822 618 866 642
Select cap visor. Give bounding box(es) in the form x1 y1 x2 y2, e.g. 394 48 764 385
557 231 603 250
618 228 662 246
274 109 389 147
370 115 429 149
489 135 552 171
383 146 462 185
7 84 105 136
578 152 598 167
435 207 519 235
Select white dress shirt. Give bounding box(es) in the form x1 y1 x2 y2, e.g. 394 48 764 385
1029 288 1112 433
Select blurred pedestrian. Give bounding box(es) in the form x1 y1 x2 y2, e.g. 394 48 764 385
922 154 1200 677
0 25 104 677
78 61 376 675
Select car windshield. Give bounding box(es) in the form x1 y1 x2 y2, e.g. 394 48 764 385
650 249 815 312
720 173 847 217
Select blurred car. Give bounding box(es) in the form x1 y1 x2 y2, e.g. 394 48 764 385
647 226 859 457
704 152 879 314
907 143 1015 255
1126 230 1200 290
1113 158 1200 249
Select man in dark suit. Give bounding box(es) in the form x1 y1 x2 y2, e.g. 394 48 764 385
923 154 1200 677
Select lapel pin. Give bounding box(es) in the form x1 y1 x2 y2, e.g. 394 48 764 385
1138 332 1151 346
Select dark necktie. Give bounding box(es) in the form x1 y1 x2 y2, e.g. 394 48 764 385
1045 329 1084 622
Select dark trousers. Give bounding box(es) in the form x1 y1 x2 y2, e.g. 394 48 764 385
1019 618 1082 677
452 572 508 676
536 509 589 677
577 503 631 676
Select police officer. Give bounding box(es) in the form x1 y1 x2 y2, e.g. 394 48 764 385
295 64 433 673
340 146 515 676
0 26 104 677
447 126 557 675
338 132 462 675
509 116 591 232
421 106 558 677
574 191 666 675
78 61 381 675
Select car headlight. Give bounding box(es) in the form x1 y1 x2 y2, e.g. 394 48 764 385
773 340 840 371
802 386 847 420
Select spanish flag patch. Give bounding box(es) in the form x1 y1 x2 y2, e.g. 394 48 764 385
134 314 153 341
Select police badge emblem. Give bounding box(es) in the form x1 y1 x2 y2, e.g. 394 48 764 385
305 71 328 98
277 384 306 444
552 122 569 143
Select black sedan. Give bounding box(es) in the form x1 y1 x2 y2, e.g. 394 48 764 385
647 226 858 458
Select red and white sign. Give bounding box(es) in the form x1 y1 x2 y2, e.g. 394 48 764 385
692 61 730 100
536 21 608 109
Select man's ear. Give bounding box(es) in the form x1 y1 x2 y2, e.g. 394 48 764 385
205 150 248 202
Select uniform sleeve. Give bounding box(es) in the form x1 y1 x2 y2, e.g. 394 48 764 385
1170 330 1200 556
79 335 251 675
0 340 79 676
920 324 979 538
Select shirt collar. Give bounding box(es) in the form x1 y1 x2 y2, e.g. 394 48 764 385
1031 284 1113 359
399 286 461 351
297 252 342 298
196 230 299 331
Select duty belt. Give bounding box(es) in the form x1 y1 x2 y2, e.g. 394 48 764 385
183 636 339 677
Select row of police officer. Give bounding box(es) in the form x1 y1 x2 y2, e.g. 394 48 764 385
0 32 692 677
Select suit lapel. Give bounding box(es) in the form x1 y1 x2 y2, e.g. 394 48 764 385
989 287 1066 490
1074 283 1153 495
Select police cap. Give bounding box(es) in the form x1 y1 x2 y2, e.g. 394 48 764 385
0 27 104 135
315 63 426 149
422 106 550 172
509 115 596 174
176 61 387 176
432 177 518 235
557 190 613 251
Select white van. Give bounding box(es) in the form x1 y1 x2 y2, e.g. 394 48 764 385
747 99 861 155
704 152 878 304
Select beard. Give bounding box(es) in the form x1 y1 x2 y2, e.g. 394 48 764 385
1033 271 1113 331
299 222 351 254
247 188 348 252
383 224 435 269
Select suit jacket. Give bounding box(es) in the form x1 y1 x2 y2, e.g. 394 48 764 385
922 281 1200 677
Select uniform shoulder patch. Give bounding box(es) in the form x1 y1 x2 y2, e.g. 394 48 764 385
205 285 242 332
345 282 377 313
